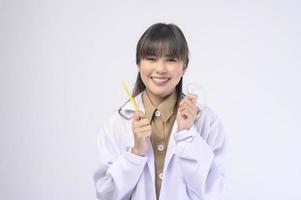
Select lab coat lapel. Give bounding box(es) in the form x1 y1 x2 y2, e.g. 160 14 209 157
146 140 155 188
163 121 178 173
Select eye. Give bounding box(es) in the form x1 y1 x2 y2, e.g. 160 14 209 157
145 56 157 61
167 58 177 62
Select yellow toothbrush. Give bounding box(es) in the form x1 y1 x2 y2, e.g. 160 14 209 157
121 80 139 112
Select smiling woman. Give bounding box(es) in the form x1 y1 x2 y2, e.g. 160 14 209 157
94 23 228 200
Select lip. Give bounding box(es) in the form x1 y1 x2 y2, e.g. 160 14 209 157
151 76 171 86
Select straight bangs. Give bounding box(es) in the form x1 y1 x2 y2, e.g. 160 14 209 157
136 24 189 65
139 37 183 60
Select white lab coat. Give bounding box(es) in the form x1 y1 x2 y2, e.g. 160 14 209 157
94 93 228 200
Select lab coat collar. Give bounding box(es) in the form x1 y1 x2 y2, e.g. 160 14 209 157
119 92 145 119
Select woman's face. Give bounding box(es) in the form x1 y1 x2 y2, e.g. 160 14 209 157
139 55 186 101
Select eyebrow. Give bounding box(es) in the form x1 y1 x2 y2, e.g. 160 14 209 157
164 54 175 57
142 51 179 58
145 53 157 56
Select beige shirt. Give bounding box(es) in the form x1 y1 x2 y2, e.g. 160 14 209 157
142 90 178 199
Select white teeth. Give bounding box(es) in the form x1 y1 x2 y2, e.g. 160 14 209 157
151 77 169 85
152 77 168 82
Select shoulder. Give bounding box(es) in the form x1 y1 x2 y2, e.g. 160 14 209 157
98 109 133 152
102 109 130 133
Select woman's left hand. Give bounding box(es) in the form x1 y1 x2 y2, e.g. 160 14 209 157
176 93 199 131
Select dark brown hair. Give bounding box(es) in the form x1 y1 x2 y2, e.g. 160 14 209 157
132 23 190 100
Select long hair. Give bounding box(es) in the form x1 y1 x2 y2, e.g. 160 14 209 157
133 23 190 101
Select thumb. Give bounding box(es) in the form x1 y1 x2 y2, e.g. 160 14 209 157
134 112 140 120
138 111 146 119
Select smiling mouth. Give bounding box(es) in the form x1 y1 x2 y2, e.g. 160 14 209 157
151 77 171 85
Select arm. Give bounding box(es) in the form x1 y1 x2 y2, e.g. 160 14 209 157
174 116 228 200
93 118 147 200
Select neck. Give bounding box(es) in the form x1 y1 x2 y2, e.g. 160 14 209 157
145 90 174 107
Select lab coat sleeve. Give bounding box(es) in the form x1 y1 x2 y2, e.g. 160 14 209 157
174 115 228 200
93 117 147 200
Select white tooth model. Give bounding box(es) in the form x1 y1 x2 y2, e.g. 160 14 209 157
185 82 207 110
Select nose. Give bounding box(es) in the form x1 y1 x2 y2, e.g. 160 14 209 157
155 59 167 74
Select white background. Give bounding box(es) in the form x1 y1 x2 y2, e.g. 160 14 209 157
1 0 300 199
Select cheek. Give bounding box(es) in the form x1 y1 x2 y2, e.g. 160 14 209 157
139 65 146 76
139 65 151 84
139 63 152 75
172 67 185 79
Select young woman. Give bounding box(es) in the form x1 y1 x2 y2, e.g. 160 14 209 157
94 23 228 200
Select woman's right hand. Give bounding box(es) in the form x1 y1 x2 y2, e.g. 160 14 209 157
131 111 151 156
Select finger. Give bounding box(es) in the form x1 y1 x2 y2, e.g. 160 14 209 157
136 130 151 138
179 107 193 117
180 101 198 114
179 96 196 107
133 122 151 131
180 109 194 119
134 111 146 121
186 93 198 100
136 125 151 133
186 93 198 104
178 109 188 119
133 122 148 130
135 118 150 127
134 112 140 120
141 130 151 137
181 98 195 108
132 115 149 125
138 111 146 118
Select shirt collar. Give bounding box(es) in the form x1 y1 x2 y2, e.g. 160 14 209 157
142 90 178 122
142 91 157 123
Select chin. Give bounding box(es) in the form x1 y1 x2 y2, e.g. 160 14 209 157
153 90 173 98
